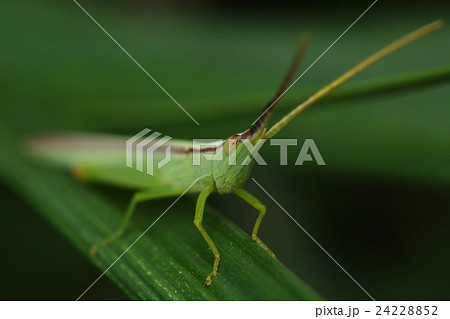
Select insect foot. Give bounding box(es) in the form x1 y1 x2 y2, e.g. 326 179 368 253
204 271 217 286
205 276 213 286
252 236 276 258
204 253 220 286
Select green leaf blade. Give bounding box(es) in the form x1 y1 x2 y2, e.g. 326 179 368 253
0 137 321 300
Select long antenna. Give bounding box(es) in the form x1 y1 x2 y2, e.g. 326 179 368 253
264 20 443 139
242 34 310 139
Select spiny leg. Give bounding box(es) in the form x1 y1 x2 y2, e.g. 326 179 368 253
90 187 183 256
234 189 276 258
193 184 218 286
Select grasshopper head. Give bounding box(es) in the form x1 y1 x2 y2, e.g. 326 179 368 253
212 130 264 194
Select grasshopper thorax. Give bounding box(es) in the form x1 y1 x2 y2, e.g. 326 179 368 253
212 131 261 194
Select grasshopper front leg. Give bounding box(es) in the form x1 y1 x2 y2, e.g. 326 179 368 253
193 184 219 286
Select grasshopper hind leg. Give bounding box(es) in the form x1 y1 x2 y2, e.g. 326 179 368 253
90 187 183 256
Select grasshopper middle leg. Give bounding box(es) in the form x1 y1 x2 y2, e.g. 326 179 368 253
234 188 276 258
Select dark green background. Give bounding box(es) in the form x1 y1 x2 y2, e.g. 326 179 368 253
1 0 449 300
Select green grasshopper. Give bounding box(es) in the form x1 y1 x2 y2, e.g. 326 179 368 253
29 21 442 285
